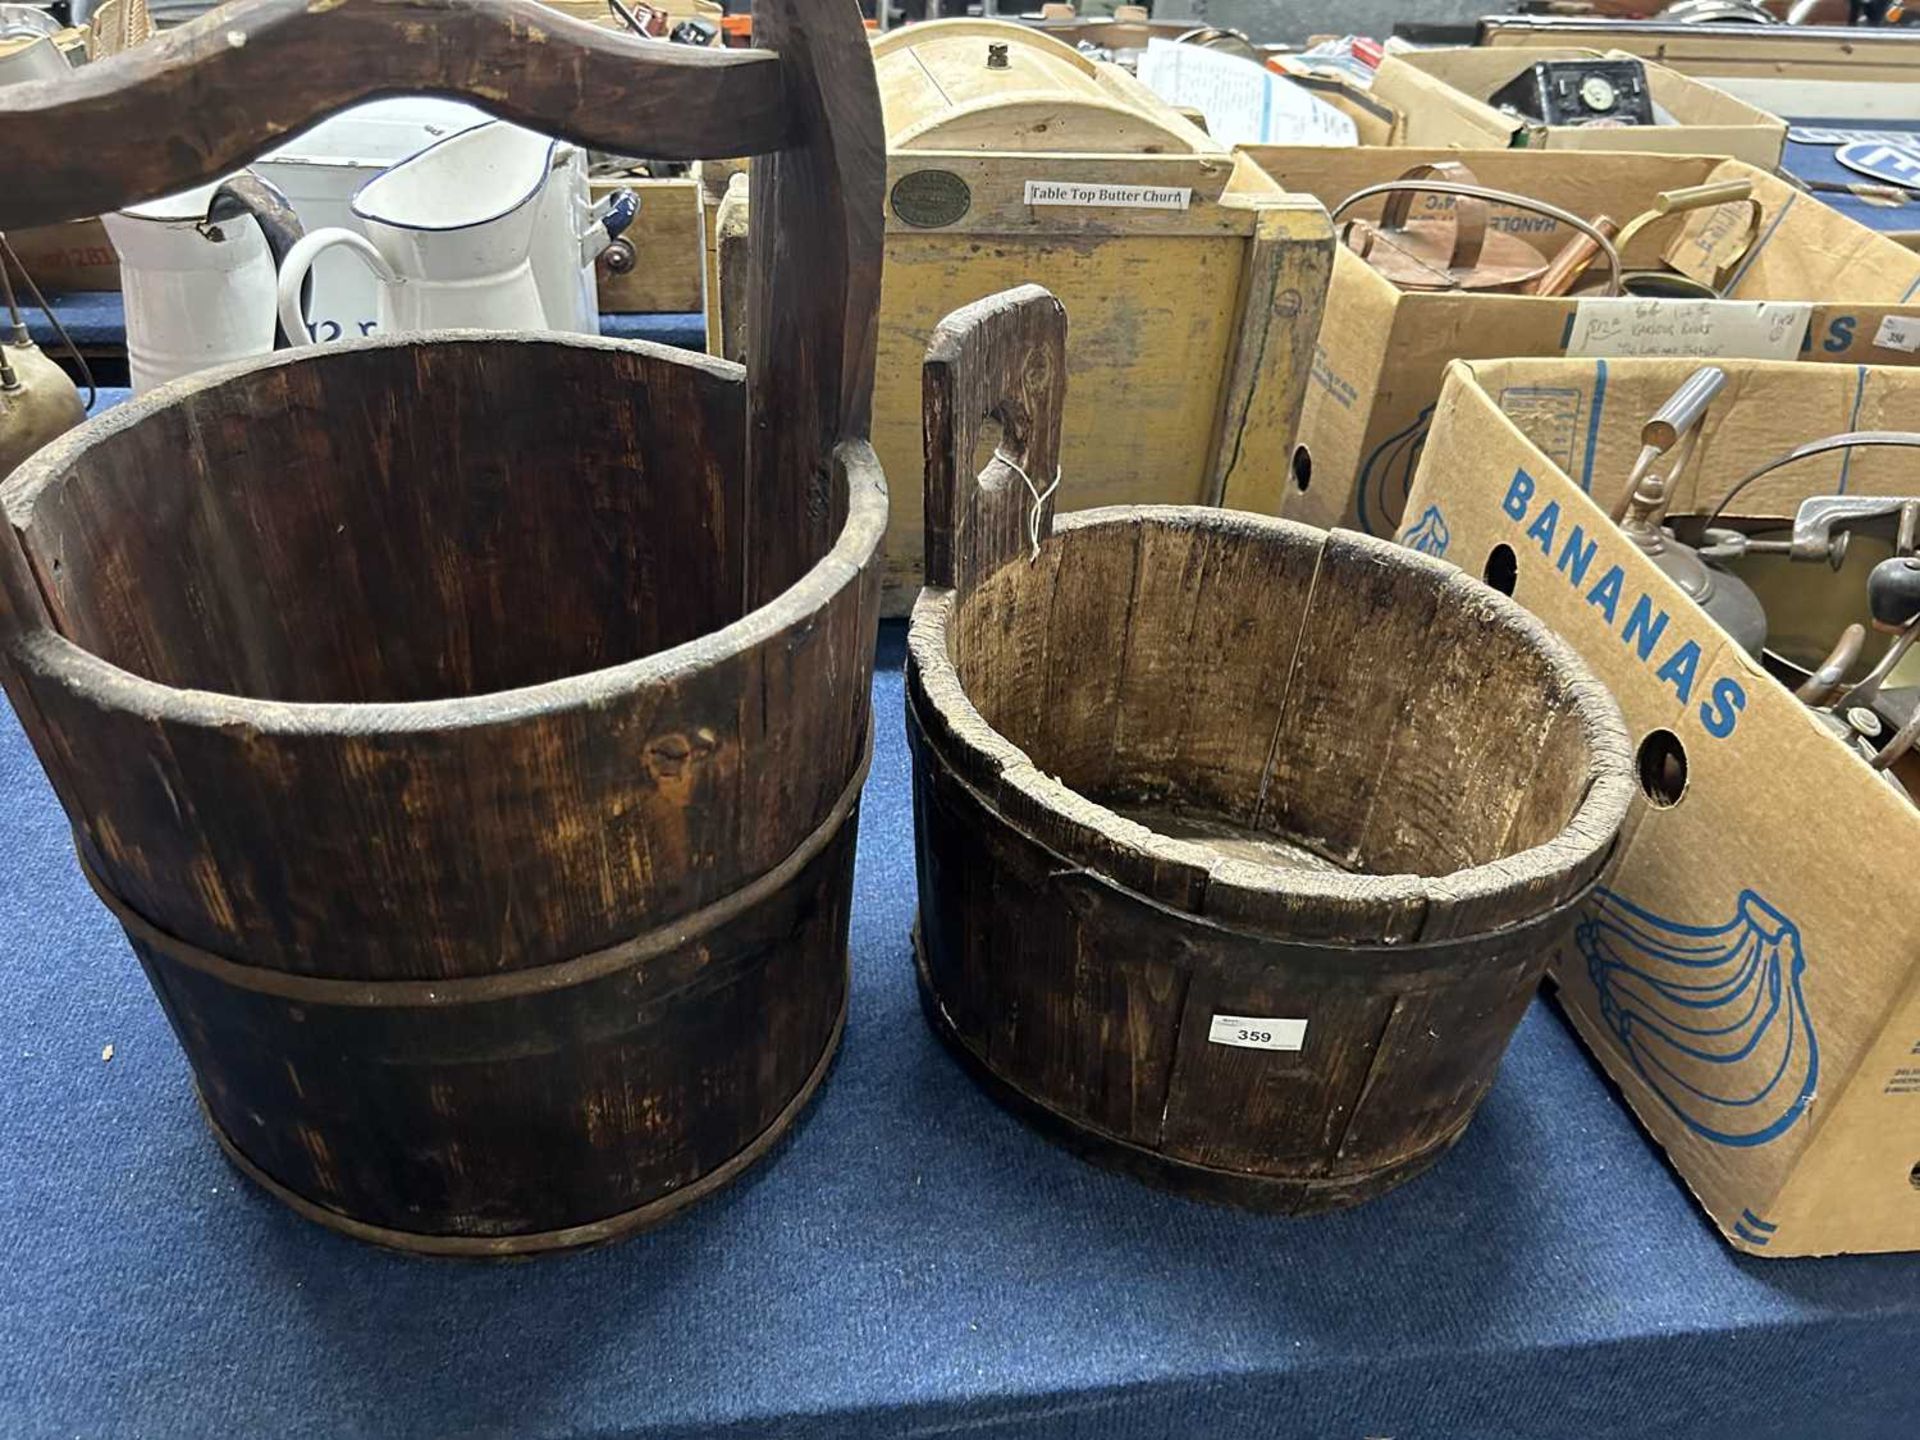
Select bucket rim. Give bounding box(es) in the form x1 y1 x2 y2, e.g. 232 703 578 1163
905 505 1634 936
1 330 889 736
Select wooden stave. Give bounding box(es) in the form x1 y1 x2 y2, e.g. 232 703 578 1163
202 983 850 1257
913 932 1478 1217
905 505 1630 1207
119 792 862 1249
0 337 889 983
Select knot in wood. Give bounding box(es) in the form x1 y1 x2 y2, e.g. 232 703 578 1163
645 728 718 779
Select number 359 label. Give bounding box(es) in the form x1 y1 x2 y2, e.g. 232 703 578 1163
1208 1014 1308 1052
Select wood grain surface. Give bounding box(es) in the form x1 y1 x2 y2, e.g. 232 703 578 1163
906 287 1632 1214
0 0 787 229
0 0 890 1251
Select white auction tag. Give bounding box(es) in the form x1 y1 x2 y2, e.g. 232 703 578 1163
1874 314 1920 355
1208 1014 1308 1052
1022 180 1191 211
1564 299 1810 361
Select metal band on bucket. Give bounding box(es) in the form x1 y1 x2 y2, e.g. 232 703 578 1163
75 725 874 1008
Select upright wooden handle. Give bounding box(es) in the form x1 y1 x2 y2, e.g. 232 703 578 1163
922 285 1068 596
0 0 789 228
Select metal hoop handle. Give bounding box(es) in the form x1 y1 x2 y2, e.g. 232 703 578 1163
1374 162 1488 273
1702 431 1920 532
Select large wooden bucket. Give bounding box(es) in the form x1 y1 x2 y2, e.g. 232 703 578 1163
906 288 1633 1213
0 0 887 1253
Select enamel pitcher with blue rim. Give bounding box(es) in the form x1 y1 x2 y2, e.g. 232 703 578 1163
101 173 307 394
277 119 615 341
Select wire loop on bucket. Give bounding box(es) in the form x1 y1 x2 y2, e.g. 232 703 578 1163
993 449 1060 562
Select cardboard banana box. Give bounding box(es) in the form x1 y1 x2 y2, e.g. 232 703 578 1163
1400 355 1920 1257
1246 145 1920 541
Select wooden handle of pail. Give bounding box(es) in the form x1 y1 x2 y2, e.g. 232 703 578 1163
0 0 886 613
922 284 1068 596
0 0 797 228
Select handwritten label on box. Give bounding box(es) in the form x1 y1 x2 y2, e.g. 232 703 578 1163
1565 299 1811 360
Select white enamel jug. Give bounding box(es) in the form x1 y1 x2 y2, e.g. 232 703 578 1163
101 174 306 393
260 105 636 339
533 142 639 335
277 121 604 341
256 97 490 341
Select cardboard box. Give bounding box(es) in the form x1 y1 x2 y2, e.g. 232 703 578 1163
1399 355 1920 1258
1478 18 1920 112
7 219 118 293
1242 145 1920 537
1371 48 1787 171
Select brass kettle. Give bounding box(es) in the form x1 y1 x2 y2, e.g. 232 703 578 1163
0 237 86 479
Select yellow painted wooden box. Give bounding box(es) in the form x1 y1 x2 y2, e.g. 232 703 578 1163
590 175 705 315
706 19 1335 614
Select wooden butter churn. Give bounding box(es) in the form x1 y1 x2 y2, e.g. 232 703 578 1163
0 0 886 1253
710 18 1335 614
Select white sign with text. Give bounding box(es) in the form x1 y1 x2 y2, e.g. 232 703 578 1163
1565 299 1811 361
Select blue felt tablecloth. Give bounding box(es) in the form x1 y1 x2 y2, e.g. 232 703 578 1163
2 621 1920 1440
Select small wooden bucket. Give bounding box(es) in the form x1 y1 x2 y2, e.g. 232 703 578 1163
906 287 1633 1213
0 0 886 1252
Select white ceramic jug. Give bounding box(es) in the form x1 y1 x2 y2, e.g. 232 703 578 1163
276 121 563 342
259 104 635 339
532 143 639 335
101 174 305 393
258 97 491 341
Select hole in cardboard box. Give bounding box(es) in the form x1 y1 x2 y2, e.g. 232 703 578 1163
1636 729 1689 808
1909 1161 1920 1190
1291 445 1312 493
1483 544 1517 597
